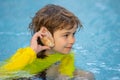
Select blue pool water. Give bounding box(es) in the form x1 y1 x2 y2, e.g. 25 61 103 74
0 0 120 80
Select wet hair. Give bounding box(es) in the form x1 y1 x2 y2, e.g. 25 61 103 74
29 4 82 58
29 4 82 35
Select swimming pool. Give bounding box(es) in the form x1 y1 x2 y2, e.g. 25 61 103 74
0 0 120 80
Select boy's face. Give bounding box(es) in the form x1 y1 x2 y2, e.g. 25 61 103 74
52 25 77 54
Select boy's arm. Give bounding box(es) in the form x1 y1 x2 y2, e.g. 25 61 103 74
1 47 36 71
1 30 50 72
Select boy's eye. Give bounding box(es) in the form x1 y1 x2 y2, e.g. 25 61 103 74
73 33 75 36
63 34 69 37
64 34 68 37
73 31 76 35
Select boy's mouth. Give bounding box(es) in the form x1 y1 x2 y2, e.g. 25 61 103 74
65 47 72 50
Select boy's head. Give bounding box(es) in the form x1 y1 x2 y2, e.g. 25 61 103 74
29 4 82 35
29 4 83 54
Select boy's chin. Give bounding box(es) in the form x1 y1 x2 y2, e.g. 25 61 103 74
58 51 71 54
53 49 71 54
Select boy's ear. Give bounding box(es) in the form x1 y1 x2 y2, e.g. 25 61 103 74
40 26 48 33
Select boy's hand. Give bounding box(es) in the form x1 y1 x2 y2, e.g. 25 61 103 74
30 31 50 54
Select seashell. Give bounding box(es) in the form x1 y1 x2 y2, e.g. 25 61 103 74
41 36 54 47
40 27 54 47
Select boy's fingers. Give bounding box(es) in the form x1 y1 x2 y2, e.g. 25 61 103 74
38 45 50 51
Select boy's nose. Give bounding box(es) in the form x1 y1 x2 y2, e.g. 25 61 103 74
69 36 75 44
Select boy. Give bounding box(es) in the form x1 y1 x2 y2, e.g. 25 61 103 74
0 4 94 80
